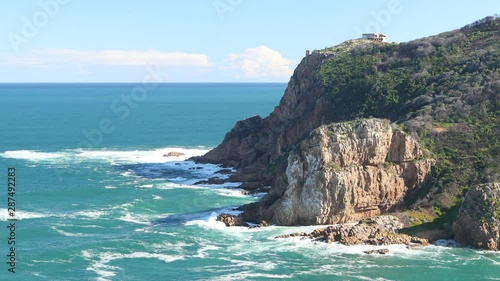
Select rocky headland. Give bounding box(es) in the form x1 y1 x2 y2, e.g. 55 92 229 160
453 183 499 251
194 16 500 250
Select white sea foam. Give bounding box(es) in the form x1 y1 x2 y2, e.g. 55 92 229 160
0 147 210 165
226 259 277 271
82 250 184 281
120 171 134 177
193 243 220 258
118 212 152 225
117 208 172 225
215 189 247 198
0 209 52 221
185 210 281 236
149 241 193 252
74 210 106 219
185 212 231 229
156 182 204 190
0 208 111 221
52 226 91 237
204 272 293 281
0 150 70 161
152 195 162 200
168 176 187 182
76 147 209 164
134 228 178 237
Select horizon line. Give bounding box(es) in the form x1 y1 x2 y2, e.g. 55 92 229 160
0 81 289 84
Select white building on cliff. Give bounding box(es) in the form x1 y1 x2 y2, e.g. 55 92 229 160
362 33 388 42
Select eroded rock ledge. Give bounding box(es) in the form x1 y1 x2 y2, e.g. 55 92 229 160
275 216 429 247
240 119 433 226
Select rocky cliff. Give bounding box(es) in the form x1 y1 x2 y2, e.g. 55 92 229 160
453 183 499 251
196 17 499 250
242 119 433 225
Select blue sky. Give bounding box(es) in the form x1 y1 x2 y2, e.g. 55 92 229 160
0 0 498 82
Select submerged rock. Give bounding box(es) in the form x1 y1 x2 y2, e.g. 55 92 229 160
164 152 185 157
453 183 499 251
364 249 389 255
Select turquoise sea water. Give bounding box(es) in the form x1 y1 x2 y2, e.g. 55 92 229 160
0 83 498 281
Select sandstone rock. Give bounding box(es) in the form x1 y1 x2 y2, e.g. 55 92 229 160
164 152 185 157
275 216 429 247
251 119 433 225
217 213 248 227
453 183 499 251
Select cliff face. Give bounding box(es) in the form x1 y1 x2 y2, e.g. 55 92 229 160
453 183 499 251
199 17 499 249
245 119 433 225
196 51 334 182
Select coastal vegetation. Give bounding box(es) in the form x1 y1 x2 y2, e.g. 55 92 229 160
318 16 499 227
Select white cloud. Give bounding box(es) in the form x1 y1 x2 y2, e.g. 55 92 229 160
0 46 297 82
224 46 294 80
0 49 210 67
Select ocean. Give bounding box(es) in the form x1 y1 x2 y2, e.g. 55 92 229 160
0 83 498 281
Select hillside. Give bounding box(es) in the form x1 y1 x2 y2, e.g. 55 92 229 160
317 16 499 223
195 16 499 243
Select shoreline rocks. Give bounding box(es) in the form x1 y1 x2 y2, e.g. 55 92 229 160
217 213 248 227
194 177 226 185
275 216 429 247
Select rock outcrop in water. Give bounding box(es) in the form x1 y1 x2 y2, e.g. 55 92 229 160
453 183 500 251
217 213 249 227
241 119 433 225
